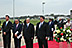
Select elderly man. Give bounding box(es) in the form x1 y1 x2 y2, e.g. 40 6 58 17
12 19 22 48
23 18 34 48
2 15 12 48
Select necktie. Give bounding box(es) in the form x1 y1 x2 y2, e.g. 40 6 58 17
39 23 42 28
16 25 18 29
5 23 7 26
27 24 28 28
49 22 51 25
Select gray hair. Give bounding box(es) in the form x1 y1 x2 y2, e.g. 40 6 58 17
15 19 19 21
26 18 30 20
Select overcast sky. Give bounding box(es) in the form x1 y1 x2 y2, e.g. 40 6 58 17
0 0 72 17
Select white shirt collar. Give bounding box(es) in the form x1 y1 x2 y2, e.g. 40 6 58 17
16 23 19 26
40 21 44 24
6 20 9 24
39 21 44 28
49 21 52 25
6 20 9 22
27 23 30 26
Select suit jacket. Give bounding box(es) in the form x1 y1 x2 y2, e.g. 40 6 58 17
57 20 67 29
54 20 58 24
36 22 49 39
48 21 55 32
12 23 22 39
23 23 34 40
2 21 12 37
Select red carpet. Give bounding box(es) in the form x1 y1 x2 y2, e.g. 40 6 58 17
21 40 72 48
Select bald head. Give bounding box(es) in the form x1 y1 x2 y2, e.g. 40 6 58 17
26 18 30 24
15 19 19 24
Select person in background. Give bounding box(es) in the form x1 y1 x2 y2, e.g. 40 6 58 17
48 18 55 41
0 21 1 25
24 19 26 25
23 18 34 48
12 19 22 48
57 18 63 29
57 18 68 29
2 15 12 48
36 16 49 48
54 19 58 25
66 19 72 28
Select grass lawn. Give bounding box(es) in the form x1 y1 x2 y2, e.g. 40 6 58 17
0 19 49 26
71 18 72 20
0 18 72 26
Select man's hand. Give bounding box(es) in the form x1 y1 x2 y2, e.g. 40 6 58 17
23 36 24 38
15 34 17 37
36 36 37 39
4 32 6 35
45 37 48 40
31 37 33 39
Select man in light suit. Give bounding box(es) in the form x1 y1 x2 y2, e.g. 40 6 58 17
12 19 22 48
23 18 34 48
2 15 12 48
36 16 49 48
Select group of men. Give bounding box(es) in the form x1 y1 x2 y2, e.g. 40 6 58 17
2 15 64 48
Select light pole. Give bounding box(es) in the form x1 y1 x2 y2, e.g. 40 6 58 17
42 2 45 16
13 0 15 20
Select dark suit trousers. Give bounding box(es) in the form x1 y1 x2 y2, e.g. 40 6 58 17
25 39 33 48
49 31 53 40
38 38 48 48
3 36 11 48
14 38 21 48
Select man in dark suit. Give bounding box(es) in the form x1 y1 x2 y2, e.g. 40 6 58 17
57 18 63 29
12 19 22 48
54 19 58 25
2 15 12 48
57 18 67 29
36 16 49 48
48 18 55 41
23 18 34 48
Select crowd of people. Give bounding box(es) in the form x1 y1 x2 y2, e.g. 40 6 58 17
1 15 72 48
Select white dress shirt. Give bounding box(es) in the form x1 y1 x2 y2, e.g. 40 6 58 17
27 23 30 27
49 21 52 25
16 23 19 28
6 21 9 26
59 20 62 23
66 22 72 28
39 21 44 28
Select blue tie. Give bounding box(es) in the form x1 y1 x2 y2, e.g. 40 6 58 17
40 23 42 28
26 24 28 28
5 23 7 26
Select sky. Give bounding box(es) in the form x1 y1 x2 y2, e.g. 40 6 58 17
0 0 72 17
